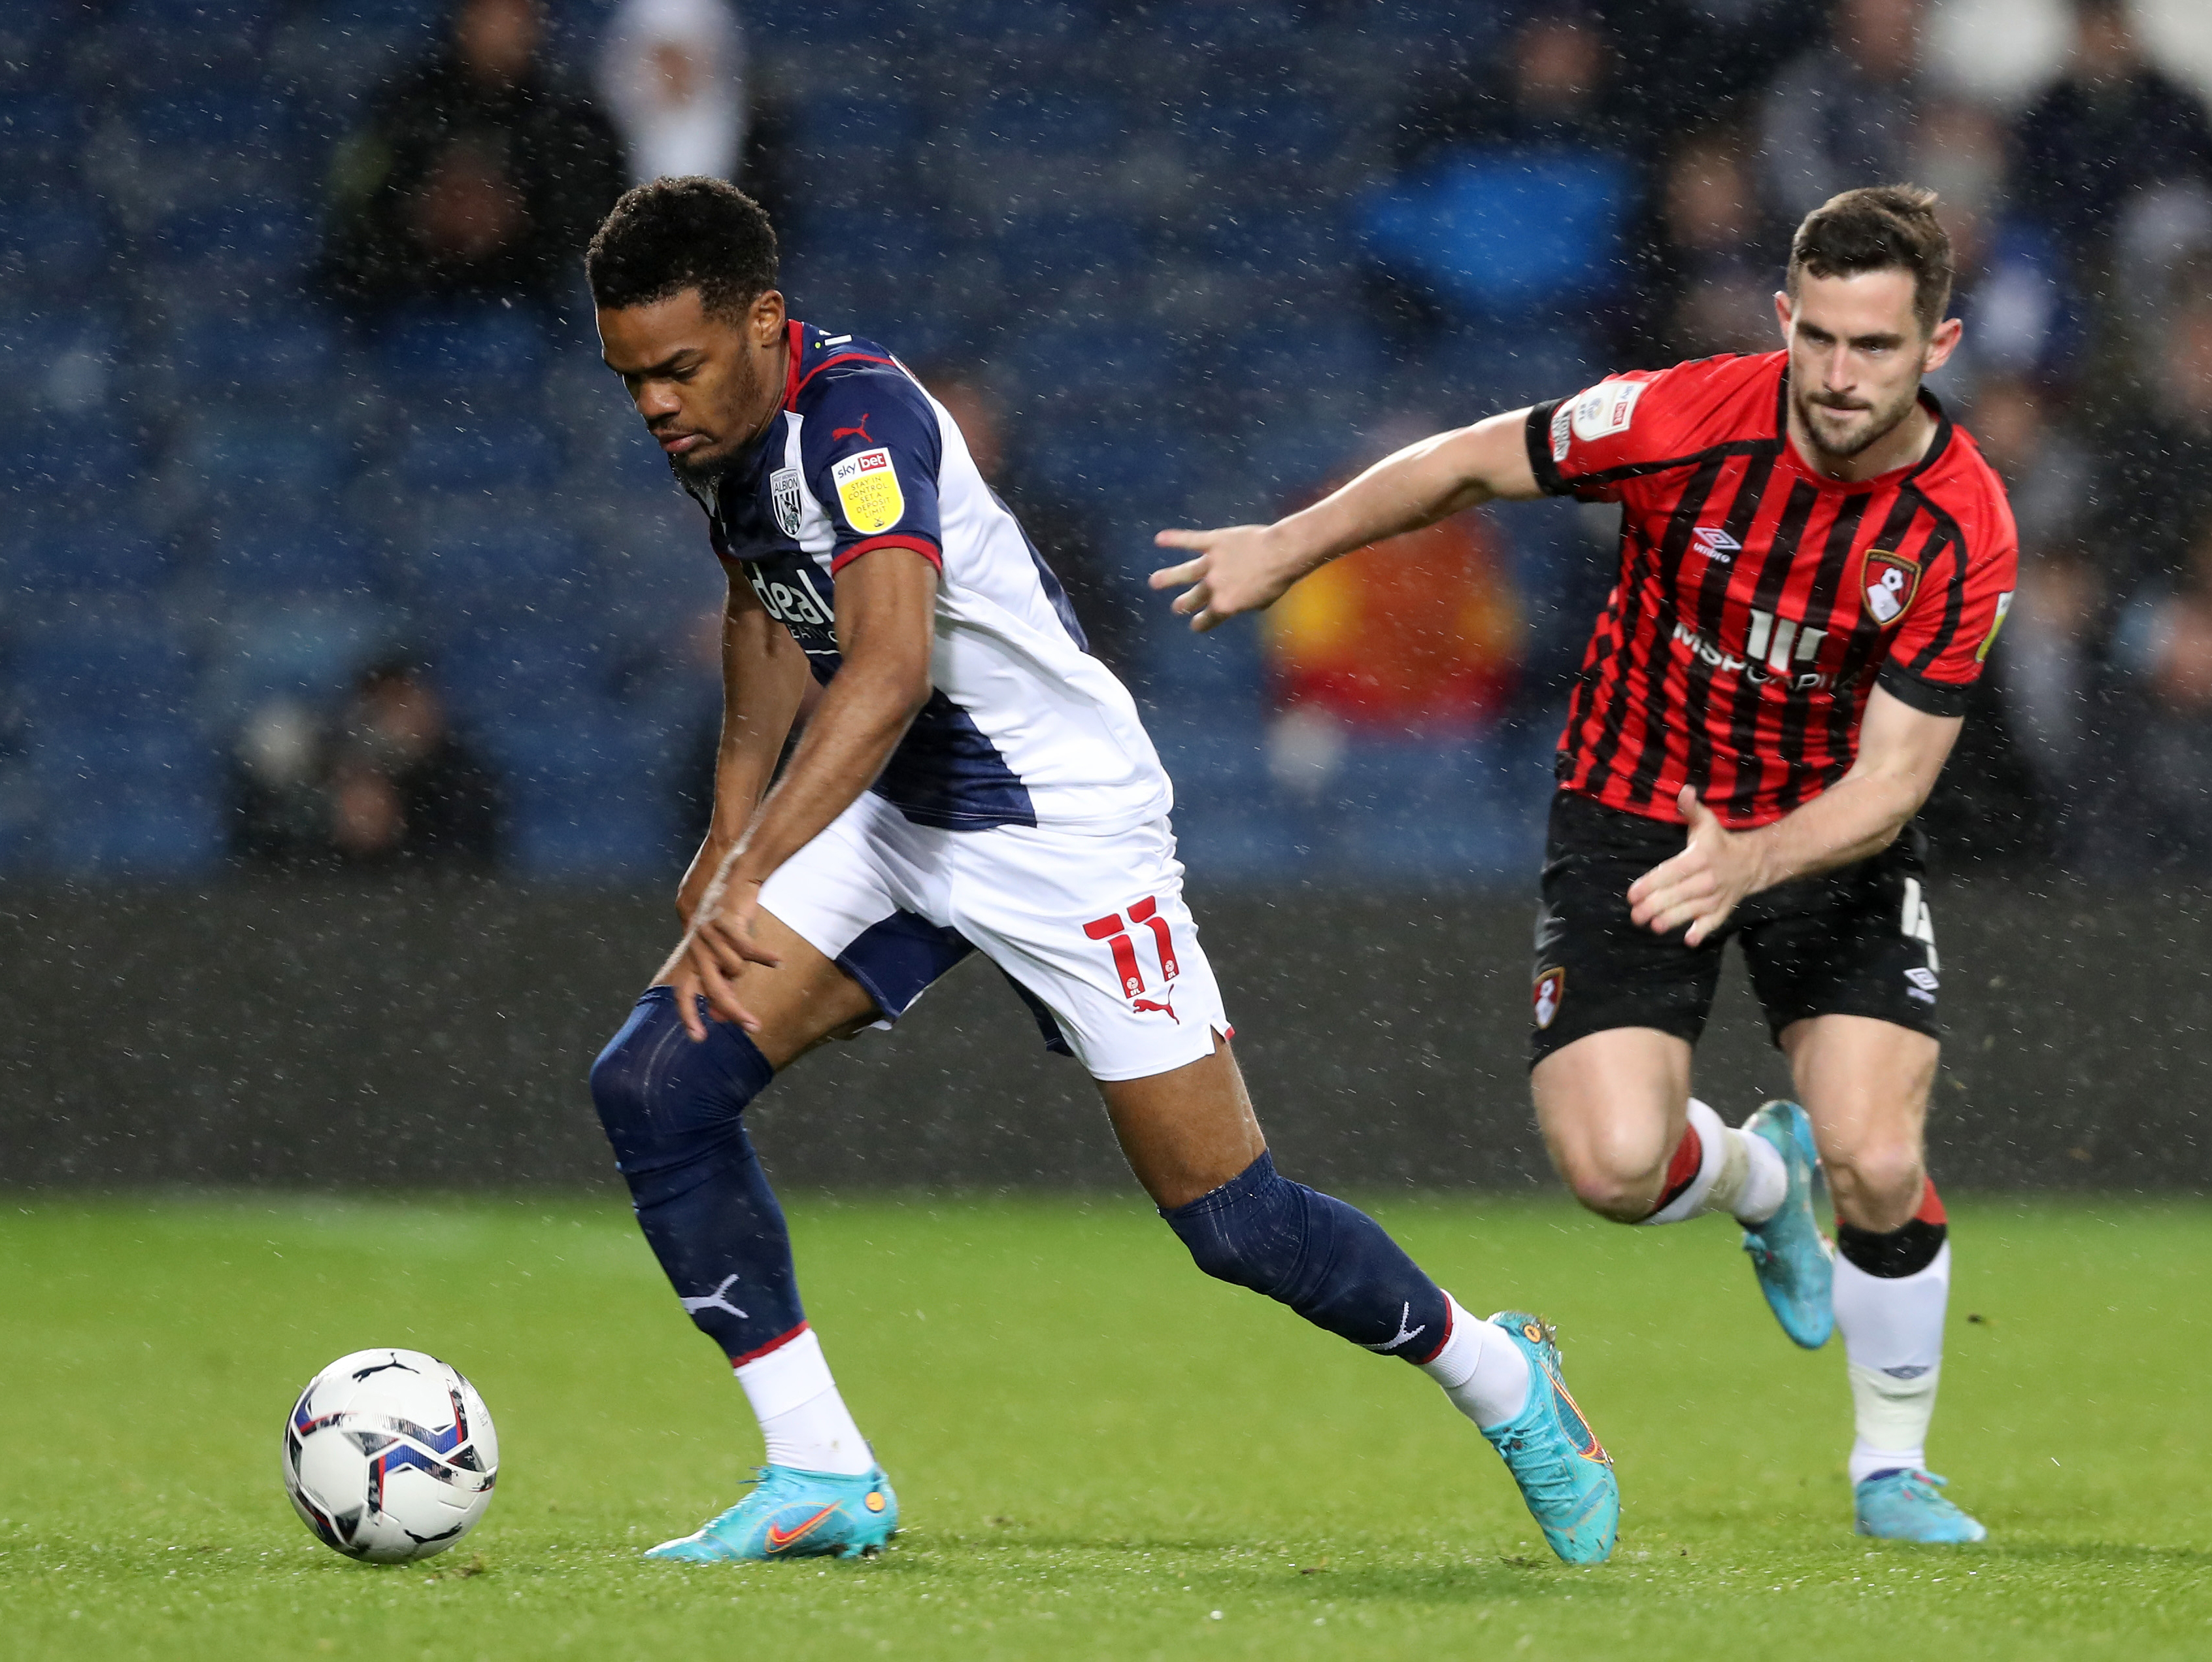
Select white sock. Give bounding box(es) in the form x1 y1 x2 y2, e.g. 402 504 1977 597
735 1328 874 1476
1420 1295 1532 1429
1640 1099 1787 1227
1834 1243 1949 1485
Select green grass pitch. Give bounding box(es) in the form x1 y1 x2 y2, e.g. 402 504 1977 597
3 1192 2208 1661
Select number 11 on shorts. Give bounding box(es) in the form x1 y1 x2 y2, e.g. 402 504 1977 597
1084 898 1178 998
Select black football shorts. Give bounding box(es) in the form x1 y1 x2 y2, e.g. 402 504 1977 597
1527 789 1943 1068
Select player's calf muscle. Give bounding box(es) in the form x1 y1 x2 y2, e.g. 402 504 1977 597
1098 1042 1264 1209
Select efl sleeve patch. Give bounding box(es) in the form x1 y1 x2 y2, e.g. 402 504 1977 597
1568 378 1643 444
831 447 905 534
1975 590 2015 663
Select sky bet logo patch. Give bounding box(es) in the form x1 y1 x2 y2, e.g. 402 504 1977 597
832 447 903 534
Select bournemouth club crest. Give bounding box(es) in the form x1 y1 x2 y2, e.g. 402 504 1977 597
770 467 805 539
1860 547 1921 626
1533 966 1565 1030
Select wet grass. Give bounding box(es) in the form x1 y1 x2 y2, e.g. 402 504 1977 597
1 1191 2207 1660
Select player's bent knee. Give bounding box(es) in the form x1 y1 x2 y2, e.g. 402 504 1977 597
1547 1133 1666 1222
588 987 775 1184
1162 1156 1295 1297
1824 1140 1923 1218
1564 1170 1658 1223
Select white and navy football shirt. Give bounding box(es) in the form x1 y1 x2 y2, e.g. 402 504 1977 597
692 322 1170 834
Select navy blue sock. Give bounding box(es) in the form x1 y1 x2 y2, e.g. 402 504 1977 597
588 987 805 1364
1162 1152 1450 1361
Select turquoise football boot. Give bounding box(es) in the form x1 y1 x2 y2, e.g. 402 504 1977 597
1741 1100 1835 1349
645 1464 898 1563
1478 1312 1618 1565
1854 1469 1986 1543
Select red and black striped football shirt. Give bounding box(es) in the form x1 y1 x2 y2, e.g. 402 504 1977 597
1524 351 2019 830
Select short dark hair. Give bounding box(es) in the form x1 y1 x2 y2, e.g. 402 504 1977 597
586 176 779 320
1786 184 1954 337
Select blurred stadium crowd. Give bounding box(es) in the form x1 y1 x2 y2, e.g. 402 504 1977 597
3 0 2212 885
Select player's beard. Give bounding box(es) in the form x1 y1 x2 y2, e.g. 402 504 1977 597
1792 378 1920 464
665 439 741 488
663 354 773 487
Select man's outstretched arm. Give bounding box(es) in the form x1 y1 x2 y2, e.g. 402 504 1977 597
1148 408 1543 631
675 547 939 1037
1627 685 1965 946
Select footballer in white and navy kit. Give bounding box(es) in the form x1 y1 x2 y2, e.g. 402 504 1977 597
695 316 1221 1081
579 178 1617 1567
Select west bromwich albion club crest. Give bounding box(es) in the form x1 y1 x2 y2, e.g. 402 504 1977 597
1861 547 1921 626
770 467 804 539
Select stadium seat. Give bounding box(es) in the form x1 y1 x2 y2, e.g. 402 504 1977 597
3 519 177 601
1362 146 1634 314
393 418 563 493
1324 736 1539 884
315 0 446 27
141 199 318 288
370 305 550 406
482 714 680 881
116 0 282 32
1417 322 1600 415
1152 717 1307 882
26 715 223 876
427 607 624 728
1183 100 1344 179
790 92 930 159
391 517 592 611
126 91 294 155
197 597 397 725
996 211 1145 299
996 318 1178 410
164 310 342 405
0 203 115 303
0 311 127 423
10 607 196 726
0 413 142 501
203 513 382 598
0 95 85 201
170 414 352 509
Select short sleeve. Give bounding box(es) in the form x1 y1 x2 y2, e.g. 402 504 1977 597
799 367 945 575
1875 515 2019 719
1524 355 1756 503
1523 369 1679 503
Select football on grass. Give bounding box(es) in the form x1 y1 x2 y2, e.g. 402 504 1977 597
282 1348 499 1563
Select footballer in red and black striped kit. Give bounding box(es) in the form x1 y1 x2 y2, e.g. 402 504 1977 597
1527 346 2015 828
1156 185 2004 1544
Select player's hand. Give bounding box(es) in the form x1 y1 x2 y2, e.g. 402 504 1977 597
675 874 782 1040
1627 788 1764 946
1149 524 1306 632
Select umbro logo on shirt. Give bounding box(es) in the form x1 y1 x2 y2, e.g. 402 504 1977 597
1692 526 1740 564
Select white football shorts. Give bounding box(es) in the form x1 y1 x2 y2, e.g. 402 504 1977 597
758 791 1230 1081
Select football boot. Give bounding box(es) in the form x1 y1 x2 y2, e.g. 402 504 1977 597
1478 1312 1618 1565
1741 1100 1836 1349
645 1463 897 1563
1854 1468 1986 1544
